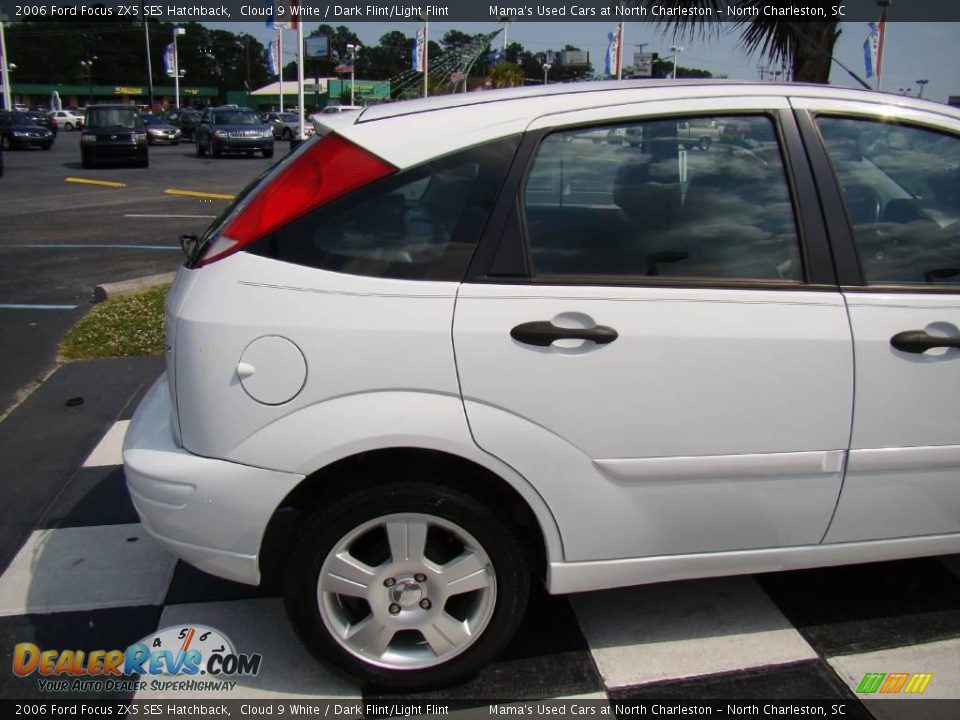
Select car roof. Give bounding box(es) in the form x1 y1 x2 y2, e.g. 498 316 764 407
338 80 960 170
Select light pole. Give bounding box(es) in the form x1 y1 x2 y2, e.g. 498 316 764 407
0 14 11 111
173 27 185 108
542 62 551 85
916 79 928 98
79 57 97 106
346 43 360 105
875 0 890 92
670 45 684 80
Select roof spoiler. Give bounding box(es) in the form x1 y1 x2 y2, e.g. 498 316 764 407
310 109 363 137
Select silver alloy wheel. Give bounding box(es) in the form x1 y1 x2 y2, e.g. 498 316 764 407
317 512 497 670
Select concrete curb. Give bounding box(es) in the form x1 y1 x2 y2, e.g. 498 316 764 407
93 272 176 303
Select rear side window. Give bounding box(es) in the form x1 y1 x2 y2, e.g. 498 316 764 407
816 116 960 286
249 136 520 281
523 115 802 282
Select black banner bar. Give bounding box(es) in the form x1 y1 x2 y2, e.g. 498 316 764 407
1 0 960 23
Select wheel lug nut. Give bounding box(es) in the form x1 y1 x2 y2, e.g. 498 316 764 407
419 599 431 610
383 578 396 587
414 573 427 583
388 603 401 615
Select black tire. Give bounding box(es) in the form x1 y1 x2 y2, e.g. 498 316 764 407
262 147 274 159
285 482 530 690
138 154 149 168
282 127 292 141
64 122 74 131
699 137 712 151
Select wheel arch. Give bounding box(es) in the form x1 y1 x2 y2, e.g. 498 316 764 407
259 445 560 589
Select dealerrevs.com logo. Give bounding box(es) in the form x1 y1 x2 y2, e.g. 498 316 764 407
13 625 262 693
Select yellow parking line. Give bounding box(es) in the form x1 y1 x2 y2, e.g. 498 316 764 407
65 177 127 189
165 188 236 201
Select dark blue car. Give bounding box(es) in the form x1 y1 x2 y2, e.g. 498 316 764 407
195 106 274 159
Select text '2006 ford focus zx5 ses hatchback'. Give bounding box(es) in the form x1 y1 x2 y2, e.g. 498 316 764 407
123 81 960 689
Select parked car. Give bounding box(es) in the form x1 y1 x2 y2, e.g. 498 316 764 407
316 104 363 115
23 111 57 137
49 110 84 130
161 108 201 141
142 113 182 145
195 106 274 158
260 111 315 141
124 81 960 690
0 111 54 150
80 105 148 168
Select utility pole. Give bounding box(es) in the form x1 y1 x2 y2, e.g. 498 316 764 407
875 0 890 92
173 27 185 108
141 9 154 110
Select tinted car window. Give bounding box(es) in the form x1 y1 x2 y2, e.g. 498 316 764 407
816 116 960 286
248 136 520 281
87 108 139 128
523 115 802 281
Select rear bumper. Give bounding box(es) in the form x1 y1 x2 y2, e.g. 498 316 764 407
123 375 304 585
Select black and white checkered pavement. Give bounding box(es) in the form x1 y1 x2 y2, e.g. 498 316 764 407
1 359 959 716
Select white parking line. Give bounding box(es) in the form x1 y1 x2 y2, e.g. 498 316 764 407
124 214 218 219
0 303 78 310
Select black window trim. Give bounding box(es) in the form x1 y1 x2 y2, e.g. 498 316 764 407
245 135 523 282
799 108 960 295
469 107 839 292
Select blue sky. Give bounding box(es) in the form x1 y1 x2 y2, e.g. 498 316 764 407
218 20 959 102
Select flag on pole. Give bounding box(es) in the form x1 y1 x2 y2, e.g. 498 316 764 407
863 19 885 78
412 26 426 72
268 38 280 75
604 26 621 77
268 0 298 30
163 43 175 77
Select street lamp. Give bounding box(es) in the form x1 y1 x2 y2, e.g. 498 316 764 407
916 79 929 98
173 27 186 108
345 43 361 105
542 62 551 85
670 45 684 80
80 57 97 106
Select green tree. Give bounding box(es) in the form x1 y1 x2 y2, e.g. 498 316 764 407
641 0 840 83
489 62 524 88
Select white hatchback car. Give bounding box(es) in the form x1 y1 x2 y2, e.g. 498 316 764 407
124 81 960 689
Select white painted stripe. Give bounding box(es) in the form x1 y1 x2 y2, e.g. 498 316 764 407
572 577 817 689
0 524 177 616
595 449 846 484
829 638 960 699
136 599 361 699
124 214 218 219
0 303 78 310
10 243 179 251
83 420 129 467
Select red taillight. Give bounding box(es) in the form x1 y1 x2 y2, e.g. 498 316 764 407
198 134 396 267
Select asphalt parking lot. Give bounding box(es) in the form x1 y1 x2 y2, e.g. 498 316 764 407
0 130 279 415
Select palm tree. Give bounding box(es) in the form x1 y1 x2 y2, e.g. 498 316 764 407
642 0 841 83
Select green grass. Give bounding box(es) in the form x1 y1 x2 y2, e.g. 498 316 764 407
60 285 169 360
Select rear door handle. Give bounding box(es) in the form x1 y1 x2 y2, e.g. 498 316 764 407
510 321 618 347
890 330 960 354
